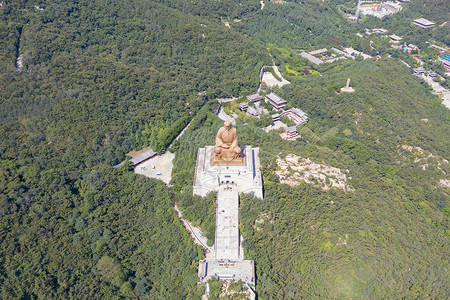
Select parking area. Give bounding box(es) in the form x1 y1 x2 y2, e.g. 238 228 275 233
134 151 175 185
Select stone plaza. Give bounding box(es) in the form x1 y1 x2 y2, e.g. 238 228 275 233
195 122 263 287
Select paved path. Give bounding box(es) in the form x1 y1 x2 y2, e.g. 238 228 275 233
259 62 290 91
417 74 450 111
214 187 241 260
264 120 287 132
217 107 236 125
173 202 211 251
135 117 194 185
217 97 238 103
169 117 194 148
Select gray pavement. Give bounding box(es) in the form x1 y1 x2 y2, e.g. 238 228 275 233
204 260 255 284
215 188 240 260
195 146 261 286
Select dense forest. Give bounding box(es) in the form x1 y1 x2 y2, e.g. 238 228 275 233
0 0 267 298
170 58 449 298
0 0 449 299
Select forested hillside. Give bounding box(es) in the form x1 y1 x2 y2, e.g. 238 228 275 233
172 59 449 298
242 59 449 298
0 0 268 298
353 0 450 46
235 0 347 49
1 0 449 299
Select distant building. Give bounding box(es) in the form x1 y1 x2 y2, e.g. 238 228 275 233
439 54 450 72
246 106 261 117
246 94 263 103
407 44 419 52
300 52 324 65
239 102 248 111
384 2 401 13
427 71 438 78
271 113 280 122
430 44 448 54
412 18 435 28
115 148 157 168
331 47 354 59
413 67 426 75
265 93 287 110
372 28 388 34
275 106 309 140
309 48 327 56
280 108 308 125
389 34 402 43
401 43 419 53
282 126 300 140
130 149 157 166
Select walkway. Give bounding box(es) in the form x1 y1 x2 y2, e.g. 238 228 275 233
195 146 260 285
173 202 211 251
217 107 236 125
214 188 241 260
259 62 290 91
417 73 450 110
168 117 194 148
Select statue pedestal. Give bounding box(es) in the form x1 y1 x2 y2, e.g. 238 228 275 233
193 146 263 198
211 147 246 166
194 145 262 285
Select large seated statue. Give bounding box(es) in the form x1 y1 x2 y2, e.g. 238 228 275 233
214 120 241 162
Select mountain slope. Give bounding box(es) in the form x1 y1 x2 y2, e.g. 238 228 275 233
0 0 269 298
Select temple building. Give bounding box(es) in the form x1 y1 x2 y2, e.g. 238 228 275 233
412 18 435 28
265 92 286 110
246 94 264 103
280 107 308 125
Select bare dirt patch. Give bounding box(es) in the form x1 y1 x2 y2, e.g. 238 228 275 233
336 234 349 246
438 179 450 189
219 280 251 298
276 154 353 191
253 212 275 231
353 112 371 135
399 145 449 172
398 145 449 187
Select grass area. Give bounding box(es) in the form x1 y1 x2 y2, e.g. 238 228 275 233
285 64 299 76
